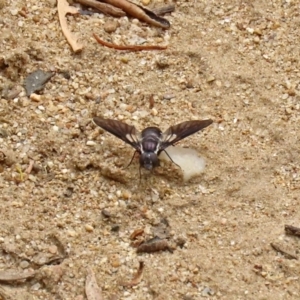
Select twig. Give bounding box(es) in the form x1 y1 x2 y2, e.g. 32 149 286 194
93 33 167 51
149 94 154 109
130 228 144 240
119 261 144 287
101 0 170 28
25 160 34 174
57 0 83 53
75 0 126 17
270 242 298 260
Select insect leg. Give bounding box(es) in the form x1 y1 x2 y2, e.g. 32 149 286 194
124 151 138 169
139 166 142 182
162 150 181 169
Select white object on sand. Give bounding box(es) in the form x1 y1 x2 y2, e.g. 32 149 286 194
159 146 206 182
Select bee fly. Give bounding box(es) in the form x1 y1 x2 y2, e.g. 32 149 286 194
93 117 213 172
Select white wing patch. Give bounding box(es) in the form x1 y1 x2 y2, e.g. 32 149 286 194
164 133 177 143
125 133 135 143
125 133 139 143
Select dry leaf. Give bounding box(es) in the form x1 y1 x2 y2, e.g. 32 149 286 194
0 269 36 282
85 268 103 300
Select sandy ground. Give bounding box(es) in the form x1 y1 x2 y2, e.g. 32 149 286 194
0 0 300 299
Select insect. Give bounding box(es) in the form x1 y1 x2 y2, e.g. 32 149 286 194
93 117 213 171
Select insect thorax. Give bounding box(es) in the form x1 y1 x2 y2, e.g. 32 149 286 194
141 127 162 153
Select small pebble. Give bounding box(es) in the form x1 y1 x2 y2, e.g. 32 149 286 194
220 218 227 225
102 209 112 218
201 287 215 297
285 108 292 115
85 224 94 232
186 79 194 88
110 256 121 268
31 283 41 291
11 201 24 207
111 224 120 232
86 141 96 146
120 56 130 63
151 108 158 116
30 93 41 102
67 230 77 237
10 8 18 16
48 245 58 254
207 75 216 82
26 248 35 256
163 94 175 100
122 190 131 199
156 57 169 68
104 20 119 33
216 80 222 87
253 36 260 43
20 260 30 269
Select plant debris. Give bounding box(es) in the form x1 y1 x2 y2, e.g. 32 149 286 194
1 234 67 268
152 3 175 16
149 94 155 109
0 269 36 282
285 225 300 237
93 33 168 51
130 228 144 240
24 69 54 96
137 237 173 253
59 0 171 52
270 242 298 260
85 268 103 300
75 0 125 17
119 261 144 287
57 0 83 53
100 0 170 28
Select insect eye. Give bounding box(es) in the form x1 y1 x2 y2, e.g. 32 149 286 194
149 153 158 163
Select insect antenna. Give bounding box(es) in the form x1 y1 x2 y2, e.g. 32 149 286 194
124 151 138 169
162 149 181 169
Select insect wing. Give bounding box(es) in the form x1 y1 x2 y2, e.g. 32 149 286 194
160 119 213 150
93 117 141 150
